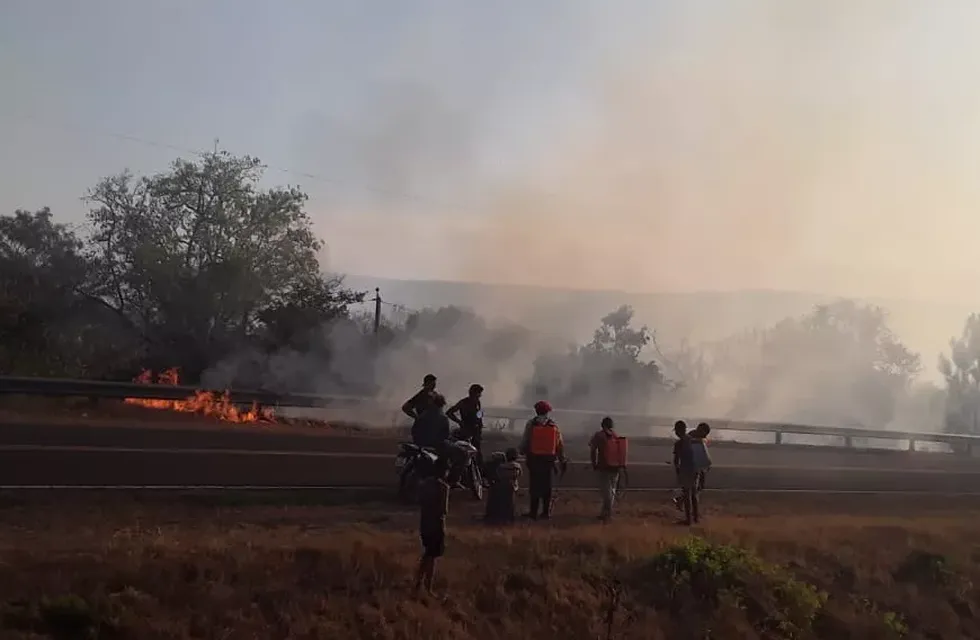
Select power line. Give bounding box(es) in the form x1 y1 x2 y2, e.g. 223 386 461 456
381 299 418 314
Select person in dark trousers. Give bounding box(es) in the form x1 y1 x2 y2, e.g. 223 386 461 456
519 400 566 520
673 422 713 511
415 455 451 594
403 374 439 444
411 393 451 450
672 420 699 525
447 383 485 464
691 422 713 494
589 416 622 522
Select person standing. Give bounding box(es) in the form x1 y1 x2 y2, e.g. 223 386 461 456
447 383 485 462
672 420 699 525
673 422 713 511
415 456 451 594
589 416 625 522
690 422 713 495
519 400 566 520
403 374 439 445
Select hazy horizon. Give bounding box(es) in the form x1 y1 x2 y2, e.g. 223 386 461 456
5 2 980 310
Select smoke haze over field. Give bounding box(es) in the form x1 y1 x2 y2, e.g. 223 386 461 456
309 1 980 307
308 2 980 429
4 2 980 429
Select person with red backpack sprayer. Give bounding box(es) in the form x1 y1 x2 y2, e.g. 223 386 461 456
589 416 629 522
519 400 567 520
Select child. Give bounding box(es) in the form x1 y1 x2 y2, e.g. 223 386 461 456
484 447 522 524
415 456 451 594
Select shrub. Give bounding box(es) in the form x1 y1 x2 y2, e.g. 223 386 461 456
628 536 826 639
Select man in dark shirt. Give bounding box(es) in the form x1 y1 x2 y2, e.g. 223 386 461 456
411 393 451 450
447 383 485 455
402 374 438 419
415 456 450 594
403 374 439 446
672 420 699 525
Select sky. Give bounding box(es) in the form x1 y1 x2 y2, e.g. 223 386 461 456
4 1 980 306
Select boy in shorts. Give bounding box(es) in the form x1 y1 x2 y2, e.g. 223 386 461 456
415 456 451 594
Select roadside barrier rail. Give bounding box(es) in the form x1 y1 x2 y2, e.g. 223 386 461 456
2 374 978 456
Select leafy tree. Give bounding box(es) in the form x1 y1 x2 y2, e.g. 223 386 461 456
0 208 133 377
723 300 921 427
82 151 364 381
588 305 652 360
526 305 666 412
939 314 980 433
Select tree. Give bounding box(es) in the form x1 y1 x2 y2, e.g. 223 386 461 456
525 305 667 412
0 209 133 377
82 151 363 381
721 300 921 427
257 275 364 350
588 305 651 360
939 314 980 433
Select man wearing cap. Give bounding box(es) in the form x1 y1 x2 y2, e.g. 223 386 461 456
519 400 566 520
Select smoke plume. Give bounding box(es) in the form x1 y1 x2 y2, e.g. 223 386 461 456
225 2 980 429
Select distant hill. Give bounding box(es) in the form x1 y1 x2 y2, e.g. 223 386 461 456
341 274 975 378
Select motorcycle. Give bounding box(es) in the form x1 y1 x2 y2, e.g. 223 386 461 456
394 432 484 502
395 442 438 503
448 434 485 502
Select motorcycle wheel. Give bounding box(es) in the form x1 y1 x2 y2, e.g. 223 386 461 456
469 464 484 501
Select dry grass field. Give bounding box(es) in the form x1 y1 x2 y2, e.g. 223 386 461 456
0 491 978 639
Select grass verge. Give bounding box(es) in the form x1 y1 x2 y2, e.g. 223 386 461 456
0 494 978 638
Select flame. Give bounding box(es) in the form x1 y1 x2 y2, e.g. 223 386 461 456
124 368 275 423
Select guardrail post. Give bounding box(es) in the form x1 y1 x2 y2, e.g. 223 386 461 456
844 435 854 448
908 438 916 453
774 431 783 445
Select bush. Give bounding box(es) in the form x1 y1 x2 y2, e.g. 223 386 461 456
628 536 827 639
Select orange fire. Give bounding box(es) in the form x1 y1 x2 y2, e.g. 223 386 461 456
124 368 275 423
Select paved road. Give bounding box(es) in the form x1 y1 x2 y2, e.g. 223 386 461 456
1 421 979 492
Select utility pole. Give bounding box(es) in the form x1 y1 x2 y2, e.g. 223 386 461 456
373 288 382 334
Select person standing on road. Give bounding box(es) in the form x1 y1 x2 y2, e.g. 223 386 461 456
672 420 699 525
691 422 713 495
447 383 485 465
589 416 625 522
519 400 566 520
415 456 451 594
673 422 713 512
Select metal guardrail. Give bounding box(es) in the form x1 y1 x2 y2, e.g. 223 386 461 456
2 374 979 454
0 375 367 408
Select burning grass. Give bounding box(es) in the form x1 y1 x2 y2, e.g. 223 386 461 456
124 368 276 424
0 492 978 639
